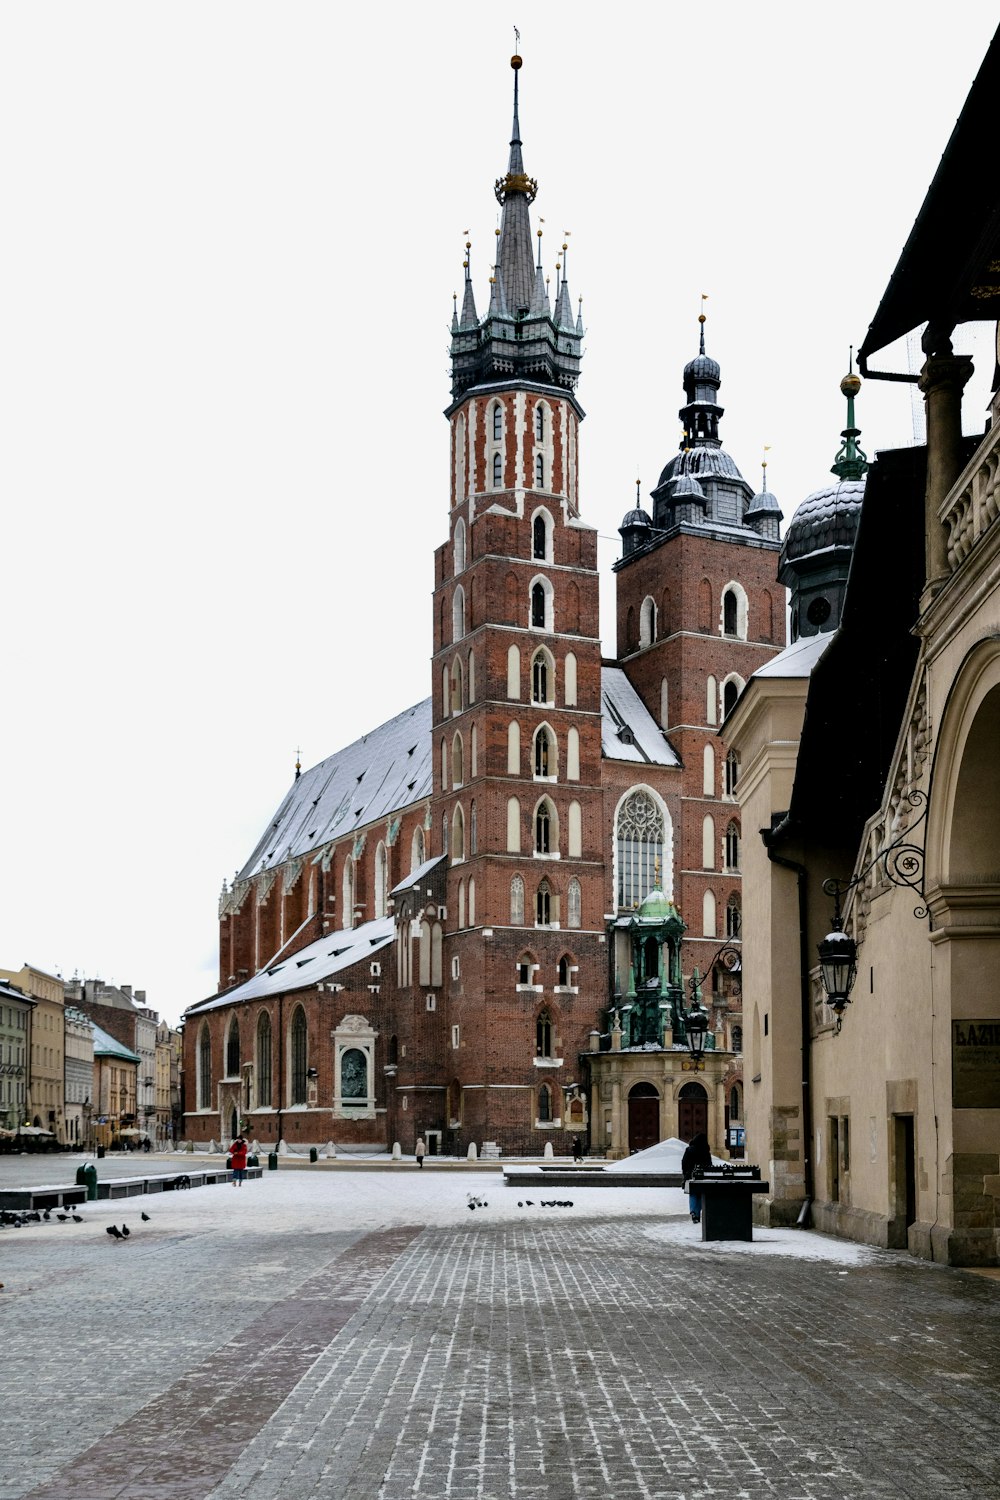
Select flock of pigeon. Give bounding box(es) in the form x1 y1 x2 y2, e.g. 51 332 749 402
466 1194 575 1211
0 1205 152 1236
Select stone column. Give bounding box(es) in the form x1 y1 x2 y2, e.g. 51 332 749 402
918 352 974 601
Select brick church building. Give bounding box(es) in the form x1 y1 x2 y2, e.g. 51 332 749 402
182 56 786 1158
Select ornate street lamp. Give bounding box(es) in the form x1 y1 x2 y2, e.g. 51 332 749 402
818 881 859 1026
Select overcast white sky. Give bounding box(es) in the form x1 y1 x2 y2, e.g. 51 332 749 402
2 3 996 1026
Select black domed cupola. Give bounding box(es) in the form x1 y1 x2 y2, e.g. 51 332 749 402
650 304 754 530
779 367 869 640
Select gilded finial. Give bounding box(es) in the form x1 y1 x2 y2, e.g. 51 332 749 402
762 444 771 490
831 352 868 481
295 746 302 781
698 293 708 354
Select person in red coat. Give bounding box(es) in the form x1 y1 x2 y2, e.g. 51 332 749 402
229 1134 249 1186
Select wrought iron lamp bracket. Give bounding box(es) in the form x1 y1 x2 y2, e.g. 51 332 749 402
822 789 930 924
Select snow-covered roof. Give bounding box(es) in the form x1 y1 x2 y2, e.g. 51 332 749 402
239 700 433 879
751 633 832 680
390 853 446 898
186 916 395 1015
91 1022 140 1063
600 668 680 766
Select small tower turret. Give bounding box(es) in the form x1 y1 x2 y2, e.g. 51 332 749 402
779 366 869 640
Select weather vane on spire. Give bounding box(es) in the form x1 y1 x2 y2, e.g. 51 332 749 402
699 293 709 353
762 444 771 490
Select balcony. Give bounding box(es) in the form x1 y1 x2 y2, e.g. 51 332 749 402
940 414 1000 572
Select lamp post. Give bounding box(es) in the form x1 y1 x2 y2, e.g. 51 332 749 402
818 880 859 1029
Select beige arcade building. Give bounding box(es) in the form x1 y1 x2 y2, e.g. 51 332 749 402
726 30 1000 1265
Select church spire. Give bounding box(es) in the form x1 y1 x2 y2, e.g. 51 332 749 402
448 52 583 404
494 53 538 319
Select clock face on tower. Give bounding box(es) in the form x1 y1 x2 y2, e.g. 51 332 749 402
807 595 831 628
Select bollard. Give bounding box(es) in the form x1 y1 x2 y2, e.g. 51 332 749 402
309 1147 318 1163
96 1145 105 1159
267 1152 278 1171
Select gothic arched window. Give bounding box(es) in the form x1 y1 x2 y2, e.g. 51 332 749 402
492 402 503 441
723 588 738 636
535 452 544 487
510 875 525 925
536 880 552 926
536 1008 552 1057
198 1023 211 1110
290 1007 307 1105
535 799 555 854
616 789 666 910
256 1011 272 1108
725 820 740 870
534 724 556 779
342 855 355 929
533 513 546 560
726 893 741 939
493 450 502 487
567 877 582 929
535 403 544 441
531 581 546 629
226 1019 239 1078
538 1083 553 1122
531 648 552 704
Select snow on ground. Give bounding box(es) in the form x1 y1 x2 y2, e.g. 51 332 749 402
38 1167 891 1265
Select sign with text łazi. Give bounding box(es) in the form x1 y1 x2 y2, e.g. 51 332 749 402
952 1021 1000 1108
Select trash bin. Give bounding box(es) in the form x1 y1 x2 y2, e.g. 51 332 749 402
75 1165 87 1185
309 1147 318 1163
267 1152 278 1171
96 1145 105 1159
247 1154 258 1168
79 1164 98 1201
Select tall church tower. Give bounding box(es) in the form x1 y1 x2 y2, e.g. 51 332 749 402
431 56 605 1152
614 314 786 999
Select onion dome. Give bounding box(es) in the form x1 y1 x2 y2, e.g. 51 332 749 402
684 350 721 384
745 456 783 541
779 478 865 568
619 481 654 558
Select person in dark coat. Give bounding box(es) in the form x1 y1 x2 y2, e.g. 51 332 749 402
572 1136 583 1164
681 1133 712 1223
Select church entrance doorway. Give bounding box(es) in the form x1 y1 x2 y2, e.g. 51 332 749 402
627 1082 660 1153
678 1083 708 1143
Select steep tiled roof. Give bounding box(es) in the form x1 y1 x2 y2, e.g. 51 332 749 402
239 700 432 880
186 917 394 1015
600 669 680 767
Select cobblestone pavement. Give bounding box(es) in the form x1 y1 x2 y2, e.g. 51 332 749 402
2 1168 998 1500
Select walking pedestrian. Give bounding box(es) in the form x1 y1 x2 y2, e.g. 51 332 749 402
415 1137 426 1170
229 1132 249 1187
572 1135 583 1164
681 1132 712 1223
